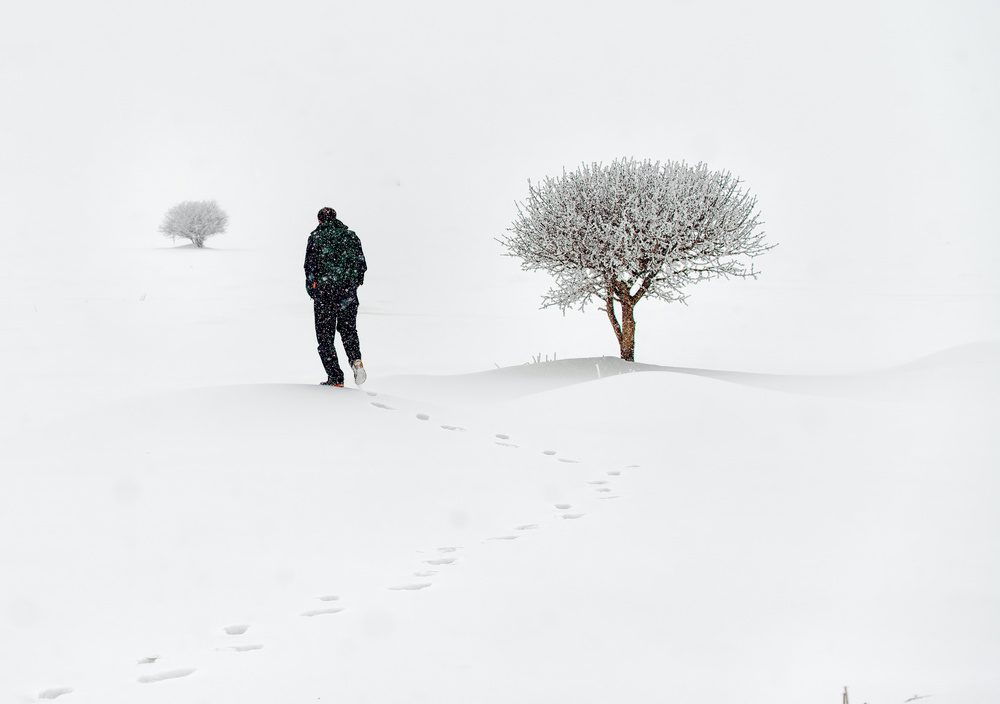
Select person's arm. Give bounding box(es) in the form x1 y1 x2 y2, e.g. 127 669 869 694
356 236 367 287
304 236 319 297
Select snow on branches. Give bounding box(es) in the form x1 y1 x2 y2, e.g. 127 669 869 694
159 200 229 248
499 158 772 360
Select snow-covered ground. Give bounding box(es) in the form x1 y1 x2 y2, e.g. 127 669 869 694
1 241 997 704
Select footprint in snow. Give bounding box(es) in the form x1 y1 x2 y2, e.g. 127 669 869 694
366 391 378 397
495 434 510 440
371 402 394 411
301 606 344 617
594 487 613 493
416 413 431 421
223 624 250 636
561 513 586 520
495 441 518 448
588 480 609 485
440 425 465 432
554 503 572 510
424 556 457 566
38 688 73 700
437 547 459 553
389 583 432 591
137 668 196 684
137 656 159 665
542 450 557 456
606 470 622 476
413 570 438 577
316 595 340 602
516 524 539 531
487 535 519 541
558 458 581 464
598 495 622 500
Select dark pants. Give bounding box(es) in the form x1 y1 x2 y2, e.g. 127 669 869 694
313 291 361 384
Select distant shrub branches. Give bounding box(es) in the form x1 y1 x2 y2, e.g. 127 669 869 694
159 200 228 248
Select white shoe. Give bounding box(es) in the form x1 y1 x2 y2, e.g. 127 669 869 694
352 360 367 385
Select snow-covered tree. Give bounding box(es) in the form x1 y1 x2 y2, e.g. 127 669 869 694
500 159 773 361
159 200 228 248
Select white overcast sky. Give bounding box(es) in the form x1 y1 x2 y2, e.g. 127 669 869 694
2 0 998 295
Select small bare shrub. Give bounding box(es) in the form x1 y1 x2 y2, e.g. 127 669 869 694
159 200 228 248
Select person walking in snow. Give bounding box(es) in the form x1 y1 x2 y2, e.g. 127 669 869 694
304 207 368 387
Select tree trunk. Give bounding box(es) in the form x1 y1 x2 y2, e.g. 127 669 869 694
619 298 636 361
605 291 637 362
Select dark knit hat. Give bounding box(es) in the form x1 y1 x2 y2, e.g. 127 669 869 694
317 207 337 223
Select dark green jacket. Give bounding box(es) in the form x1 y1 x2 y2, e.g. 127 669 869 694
304 219 367 298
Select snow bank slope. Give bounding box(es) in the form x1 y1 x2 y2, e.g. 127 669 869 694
373 340 1000 404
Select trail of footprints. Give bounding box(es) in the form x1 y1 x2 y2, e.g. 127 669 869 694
373 390 635 596
34 390 637 701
